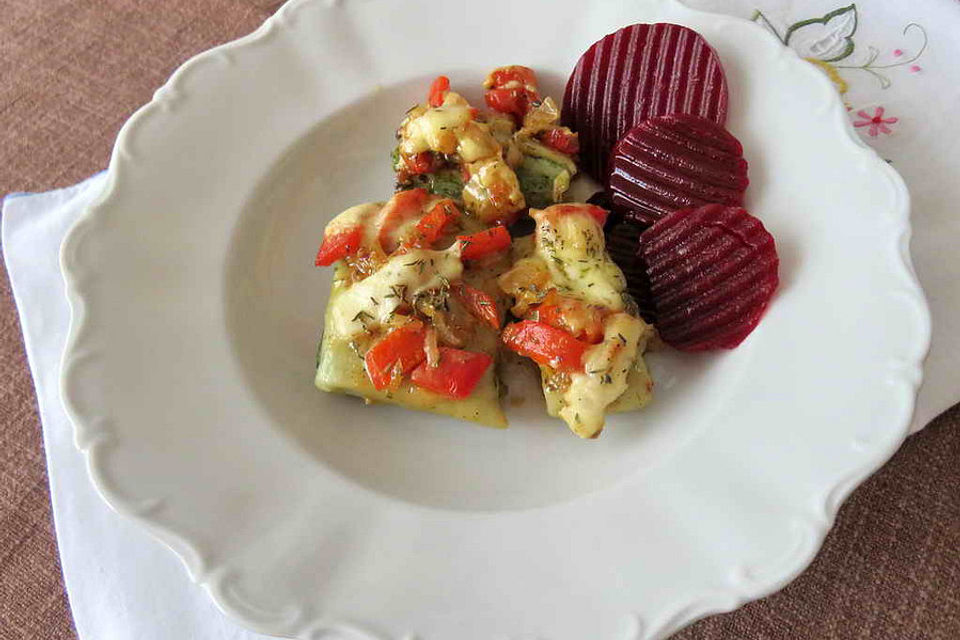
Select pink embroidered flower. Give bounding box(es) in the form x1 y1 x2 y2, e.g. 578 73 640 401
893 49 904 57
910 65 922 73
853 107 899 137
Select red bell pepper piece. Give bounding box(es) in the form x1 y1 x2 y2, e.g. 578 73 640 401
540 128 580 155
501 320 590 373
455 284 500 330
484 66 540 119
315 225 363 266
428 75 450 108
487 66 538 90
410 347 493 399
377 188 429 252
403 199 460 249
403 151 438 176
484 88 532 119
457 226 511 260
533 292 604 344
364 322 427 390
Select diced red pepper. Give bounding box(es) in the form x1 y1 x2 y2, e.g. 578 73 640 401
533 292 605 344
403 151 438 176
546 203 609 227
484 88 532 119
428 75 450 108
457 226 512 260
540 128 580 155
315 225 363 266
501 320 591 373
364 322 427 390
455 284 500 330
403 199 460 249
410 347 493 399
484 66 540 119
377 188 429 252
486 66 538 91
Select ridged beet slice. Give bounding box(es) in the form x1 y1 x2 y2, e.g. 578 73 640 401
604 219 656 323
640 204 778 351
609 114 748 226
563 23 729 180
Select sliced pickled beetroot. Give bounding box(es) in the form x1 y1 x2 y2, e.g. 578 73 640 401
563 23 729 180
609 114 748 226
604 219 656 323
640 204 778 351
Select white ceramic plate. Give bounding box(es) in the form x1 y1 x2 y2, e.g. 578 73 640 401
60 1 930 638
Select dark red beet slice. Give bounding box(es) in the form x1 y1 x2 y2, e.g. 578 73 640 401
604 219 656 323
609 114 748 226
640 204 778 351
563 23 729 180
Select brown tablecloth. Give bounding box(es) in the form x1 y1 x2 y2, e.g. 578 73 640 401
0 2 957 638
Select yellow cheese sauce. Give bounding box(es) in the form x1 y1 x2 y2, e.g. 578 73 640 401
531 208 627 310
329 248 463 338
559 312 645 438
462 157 525 222
399 104 473 155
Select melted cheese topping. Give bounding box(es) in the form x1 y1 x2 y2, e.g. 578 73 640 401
326 202 383 235
329 248 463 338
456 121 501 163
559 312 646 438
462 157 526 222
399 105 473 155
325 201 386 250
531 208 626 310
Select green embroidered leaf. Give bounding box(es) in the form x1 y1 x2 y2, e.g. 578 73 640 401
751 10 785 44
784 4 858 63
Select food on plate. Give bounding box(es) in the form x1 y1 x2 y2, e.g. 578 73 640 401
607 114 749 225
314 26 781 436
393 67 580 222
640 204 779 351
498 203 654 438
562 23 729 180
314 189 511 428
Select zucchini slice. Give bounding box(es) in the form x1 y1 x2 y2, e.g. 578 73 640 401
315 268 507 429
